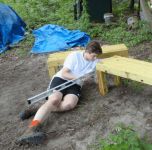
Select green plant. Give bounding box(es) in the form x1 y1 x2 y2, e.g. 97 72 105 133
14 33 34 57
1 0 152 57
122 79 144 94
95 124 152 150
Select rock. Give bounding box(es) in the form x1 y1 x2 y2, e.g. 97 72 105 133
127 16 138 29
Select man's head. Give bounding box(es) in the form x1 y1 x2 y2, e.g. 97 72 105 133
84 41 102 61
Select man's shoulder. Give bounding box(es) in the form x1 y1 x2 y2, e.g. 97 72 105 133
69 51 83 57
70 50 82 54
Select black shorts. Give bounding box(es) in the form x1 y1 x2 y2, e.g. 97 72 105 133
49 77 81 98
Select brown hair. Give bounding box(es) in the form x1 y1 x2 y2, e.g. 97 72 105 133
85 41 102 54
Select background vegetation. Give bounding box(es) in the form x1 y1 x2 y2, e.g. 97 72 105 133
93 124 152 150
1 1 152 148
0 0 152 57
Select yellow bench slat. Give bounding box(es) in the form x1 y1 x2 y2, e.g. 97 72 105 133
47 44 128 77
98 56 152 78
96 56 152 85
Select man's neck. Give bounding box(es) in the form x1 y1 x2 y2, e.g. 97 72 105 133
83 52 89 61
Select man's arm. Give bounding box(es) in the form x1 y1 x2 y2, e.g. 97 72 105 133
61 67 76 80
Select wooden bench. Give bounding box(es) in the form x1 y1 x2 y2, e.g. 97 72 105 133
47 44 128 78
96 55 152 96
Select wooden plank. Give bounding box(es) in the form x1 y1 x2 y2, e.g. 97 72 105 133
99 44 128 58
96 56 152 85
47 44 128 78
98 50 128 59
99 56 152 73
114 76 121 86
47 44 128 61
96 70 108 96
102 44 128 53
98 56 152 77
101 56 152 67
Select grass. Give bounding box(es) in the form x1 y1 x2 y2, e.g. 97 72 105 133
92 124 152 150
122 79 144 94
0 0 152 57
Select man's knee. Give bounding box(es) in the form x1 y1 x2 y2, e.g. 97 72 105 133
64 102 77 110
51 98 60 106
47 96 61 107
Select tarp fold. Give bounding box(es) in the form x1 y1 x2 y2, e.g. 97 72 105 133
31 24 90 54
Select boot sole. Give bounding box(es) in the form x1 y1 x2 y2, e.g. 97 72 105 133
17 132 46 144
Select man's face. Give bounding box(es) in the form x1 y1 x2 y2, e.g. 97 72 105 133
87 52 98 61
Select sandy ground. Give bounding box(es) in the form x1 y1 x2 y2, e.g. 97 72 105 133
0 41 152 150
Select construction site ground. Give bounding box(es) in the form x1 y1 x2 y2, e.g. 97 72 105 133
0 41 152 150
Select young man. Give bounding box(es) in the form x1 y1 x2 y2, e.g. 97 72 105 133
17 41 102 144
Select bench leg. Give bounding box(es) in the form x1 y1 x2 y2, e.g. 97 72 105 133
114 76 121 86
96 70 108 96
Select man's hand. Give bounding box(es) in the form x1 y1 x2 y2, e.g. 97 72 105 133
61 67 76 80
75 78 83 85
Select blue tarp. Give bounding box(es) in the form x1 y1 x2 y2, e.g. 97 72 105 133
31 24 90 54
0 3 26 53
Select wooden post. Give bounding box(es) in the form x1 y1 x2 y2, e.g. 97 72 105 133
96 70 108 96
114 76 121 86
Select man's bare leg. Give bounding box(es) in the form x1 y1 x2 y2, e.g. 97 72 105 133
33 91 63 123
33 93 78 123
17 91 63 144
54 94 79 112
17 93 78 144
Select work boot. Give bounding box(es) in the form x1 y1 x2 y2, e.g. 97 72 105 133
19 106 39 120
17 126 46 144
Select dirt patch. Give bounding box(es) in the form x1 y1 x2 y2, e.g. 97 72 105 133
0 42 152 150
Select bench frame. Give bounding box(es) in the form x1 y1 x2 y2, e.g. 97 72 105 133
47 44 128 78
96 55 152 96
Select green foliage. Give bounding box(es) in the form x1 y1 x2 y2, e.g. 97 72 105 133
0 0 90 31
0 33 34 57
112 0 129 17
95 125 152 150
88 0 152 47
122 79 144 93
147 57 152 63
14 33 34 57
1 0 152 42
0 0 152 57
